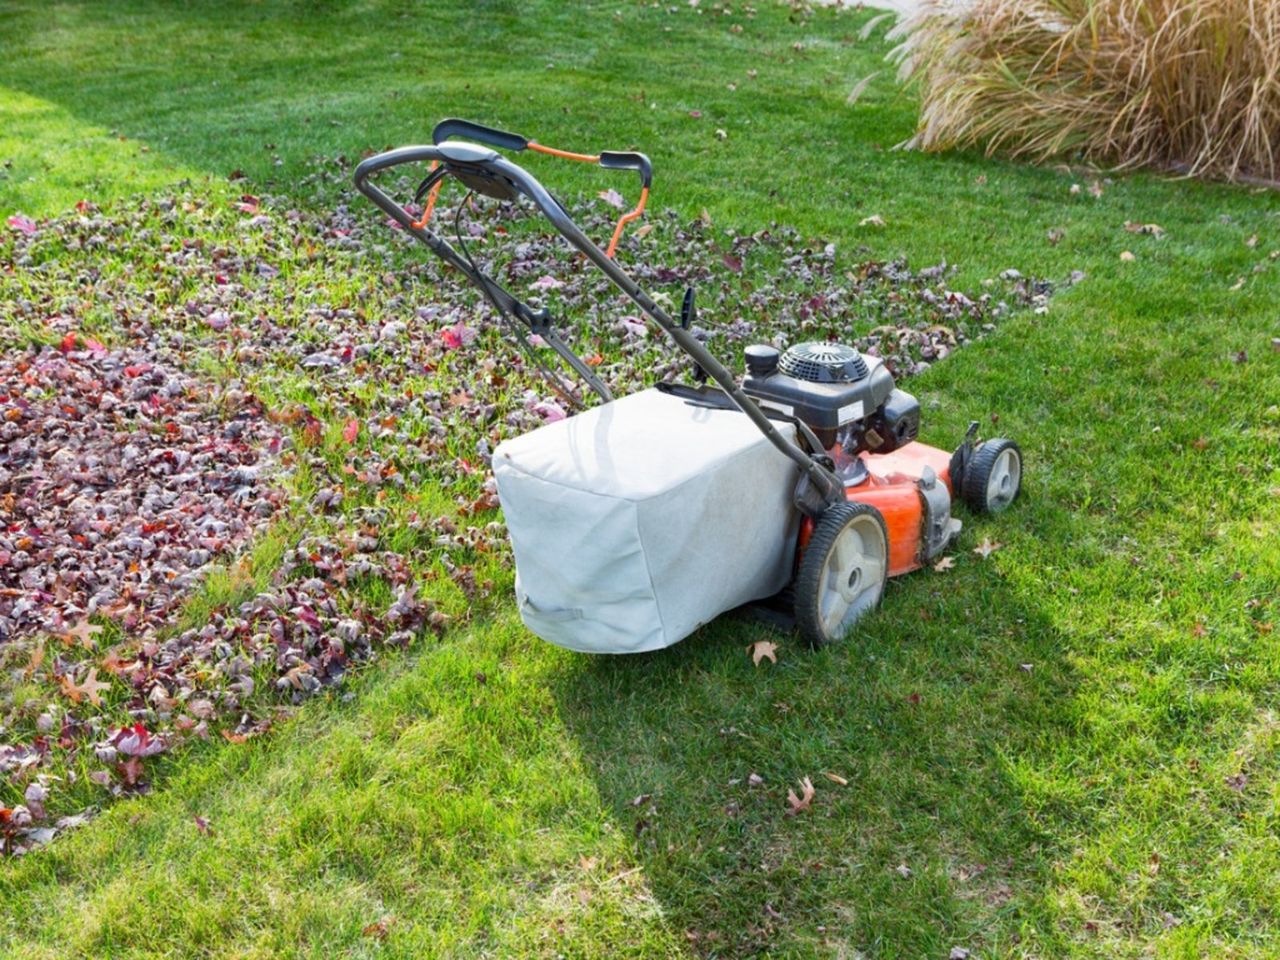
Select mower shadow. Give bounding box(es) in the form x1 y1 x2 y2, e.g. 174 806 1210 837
550 563 1079 956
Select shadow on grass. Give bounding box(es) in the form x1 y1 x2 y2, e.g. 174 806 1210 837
551 547 1081 957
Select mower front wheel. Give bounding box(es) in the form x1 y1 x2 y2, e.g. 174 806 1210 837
961 438 1022 514
794 501 889 649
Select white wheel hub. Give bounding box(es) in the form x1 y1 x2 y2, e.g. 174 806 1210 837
819 514 887 638
985 447 1021 512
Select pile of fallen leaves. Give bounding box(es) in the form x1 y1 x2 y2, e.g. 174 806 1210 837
0 340 282 641
0 162 1054 852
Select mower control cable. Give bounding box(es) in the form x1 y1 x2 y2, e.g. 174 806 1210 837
449 190 611 411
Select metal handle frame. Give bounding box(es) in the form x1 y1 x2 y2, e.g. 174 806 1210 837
352 140 843 509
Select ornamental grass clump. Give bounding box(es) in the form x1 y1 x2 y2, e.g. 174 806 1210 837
889 0 1280 182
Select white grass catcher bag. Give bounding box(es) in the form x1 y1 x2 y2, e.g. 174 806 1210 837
493 388 799 654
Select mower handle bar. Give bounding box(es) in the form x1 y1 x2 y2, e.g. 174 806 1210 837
352 141 844 509
431 118 653 190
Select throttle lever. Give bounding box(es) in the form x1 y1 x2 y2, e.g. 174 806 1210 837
681 288 709 384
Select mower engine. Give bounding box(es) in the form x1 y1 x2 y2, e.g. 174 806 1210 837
741 342 920 455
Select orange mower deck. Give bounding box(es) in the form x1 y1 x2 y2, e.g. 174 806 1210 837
799 440 955 577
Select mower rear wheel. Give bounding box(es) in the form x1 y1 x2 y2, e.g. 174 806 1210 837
794 501 889 648
961 438 1022 514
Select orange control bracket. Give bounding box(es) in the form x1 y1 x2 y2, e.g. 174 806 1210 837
413 142 648 256
529 141 646 258
605 187 648 258
410 161 442 230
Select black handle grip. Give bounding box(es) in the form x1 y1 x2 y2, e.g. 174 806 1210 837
599 151 653 190
432 118 529 152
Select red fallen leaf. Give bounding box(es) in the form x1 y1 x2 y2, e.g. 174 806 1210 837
723 253 743 273
6 214 37 235
59 332 78 353
236 194 260 214
585 353 604 367
114 723 166 757
193 815 213 835
342 418 359 444
440 322 477 350
123 363 151 377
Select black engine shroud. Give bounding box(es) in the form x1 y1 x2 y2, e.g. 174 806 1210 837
742 342 920 452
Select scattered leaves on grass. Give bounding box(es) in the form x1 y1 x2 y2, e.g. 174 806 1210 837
748 639 778 666
785 776 815 815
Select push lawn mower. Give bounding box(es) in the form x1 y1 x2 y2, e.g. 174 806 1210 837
354 119 1023 653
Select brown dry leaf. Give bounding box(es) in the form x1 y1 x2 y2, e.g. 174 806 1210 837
59 666 110 707
24 642 45 678
64 618 103 650
362 917 395 940
700 208 712 227
973 538 1002 559
633 223 654 239
1119 250 1136 262
859 215 886 228
932 556 955 572
822 772 849 786
786 776 816 815
101 648 138 676
749 640 778 666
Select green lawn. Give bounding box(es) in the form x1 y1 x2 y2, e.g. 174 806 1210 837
2 1 1280 958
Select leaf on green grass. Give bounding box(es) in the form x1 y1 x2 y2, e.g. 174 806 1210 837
973 538 1002 559
786 777 815 815
59 667 110 707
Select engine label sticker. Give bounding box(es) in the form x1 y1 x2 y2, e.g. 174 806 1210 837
838 400 864 422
